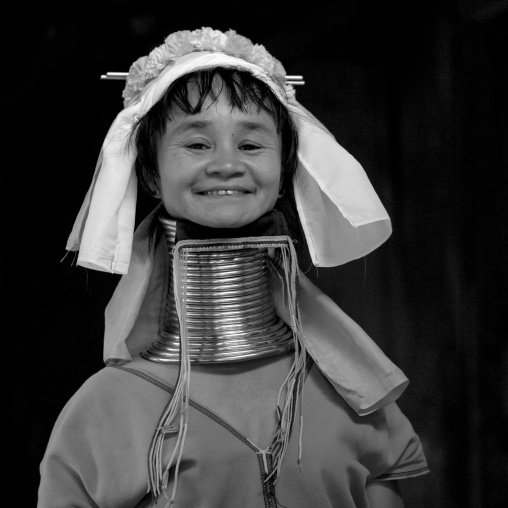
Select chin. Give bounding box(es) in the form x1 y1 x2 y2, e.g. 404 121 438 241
199 218 252 229
193 212 261 230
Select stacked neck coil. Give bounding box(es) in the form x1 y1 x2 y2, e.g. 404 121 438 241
141 217 294 363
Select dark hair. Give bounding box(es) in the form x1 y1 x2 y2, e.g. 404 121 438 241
131 67 301 242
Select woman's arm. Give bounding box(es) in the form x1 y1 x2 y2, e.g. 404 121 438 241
366 481 405 508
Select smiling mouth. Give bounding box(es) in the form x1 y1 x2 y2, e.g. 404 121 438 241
201 190 248 196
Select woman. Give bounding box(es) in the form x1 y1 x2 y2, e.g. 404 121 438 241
38 28 428 508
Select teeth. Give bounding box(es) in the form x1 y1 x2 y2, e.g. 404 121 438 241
204 190 243 195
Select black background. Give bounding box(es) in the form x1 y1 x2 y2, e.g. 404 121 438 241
6 1 507 506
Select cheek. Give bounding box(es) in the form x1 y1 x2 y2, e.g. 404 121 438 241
158 152 187 192
265 162 283 196
158 165 186 217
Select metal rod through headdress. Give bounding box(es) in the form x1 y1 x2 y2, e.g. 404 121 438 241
100 71 305 85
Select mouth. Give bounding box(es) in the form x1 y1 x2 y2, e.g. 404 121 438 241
199 189 249 196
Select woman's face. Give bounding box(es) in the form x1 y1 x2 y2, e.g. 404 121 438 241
156 86 282 229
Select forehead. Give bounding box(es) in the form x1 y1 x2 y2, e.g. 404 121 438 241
165 83 279 135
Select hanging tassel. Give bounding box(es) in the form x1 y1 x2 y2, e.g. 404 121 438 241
147 246 191 506
265 239 307 484
147 237 308 503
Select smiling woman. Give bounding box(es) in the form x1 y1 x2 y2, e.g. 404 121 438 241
38 27 428 508
155 74 283 228
133 67 298 231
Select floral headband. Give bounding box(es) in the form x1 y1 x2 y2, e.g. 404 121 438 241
66 28 392 274
122 27 288 106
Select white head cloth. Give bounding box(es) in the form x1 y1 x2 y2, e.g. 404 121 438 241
67 36 405 416
66 52 391 272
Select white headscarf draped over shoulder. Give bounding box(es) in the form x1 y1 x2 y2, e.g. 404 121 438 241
66 28 405 418
66 31 391 273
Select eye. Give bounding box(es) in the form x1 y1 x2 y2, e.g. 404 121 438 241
187 142 210 150
239 143 262 151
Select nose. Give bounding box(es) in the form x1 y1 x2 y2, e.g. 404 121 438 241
205 146 246 178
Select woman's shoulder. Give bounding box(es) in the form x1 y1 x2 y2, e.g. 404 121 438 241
41 358 173 484
303 365 429 480
38 360 166 508
53 358 173 429
304 364 418 438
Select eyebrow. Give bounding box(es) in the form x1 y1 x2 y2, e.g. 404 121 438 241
172 120 211 136
172 119 276 136
237 120 276 135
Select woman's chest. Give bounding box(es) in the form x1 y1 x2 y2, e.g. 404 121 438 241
137 353 294 448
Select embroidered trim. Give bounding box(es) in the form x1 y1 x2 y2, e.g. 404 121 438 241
108 361 313 453
375 466 430 480
110 360 314 507
109 364 258 452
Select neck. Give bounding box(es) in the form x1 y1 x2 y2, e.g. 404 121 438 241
141 217 294 363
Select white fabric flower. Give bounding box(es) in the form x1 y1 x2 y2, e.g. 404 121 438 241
250 44 274 73
223 31 253 58
164 30 194 57
122 28 289 108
